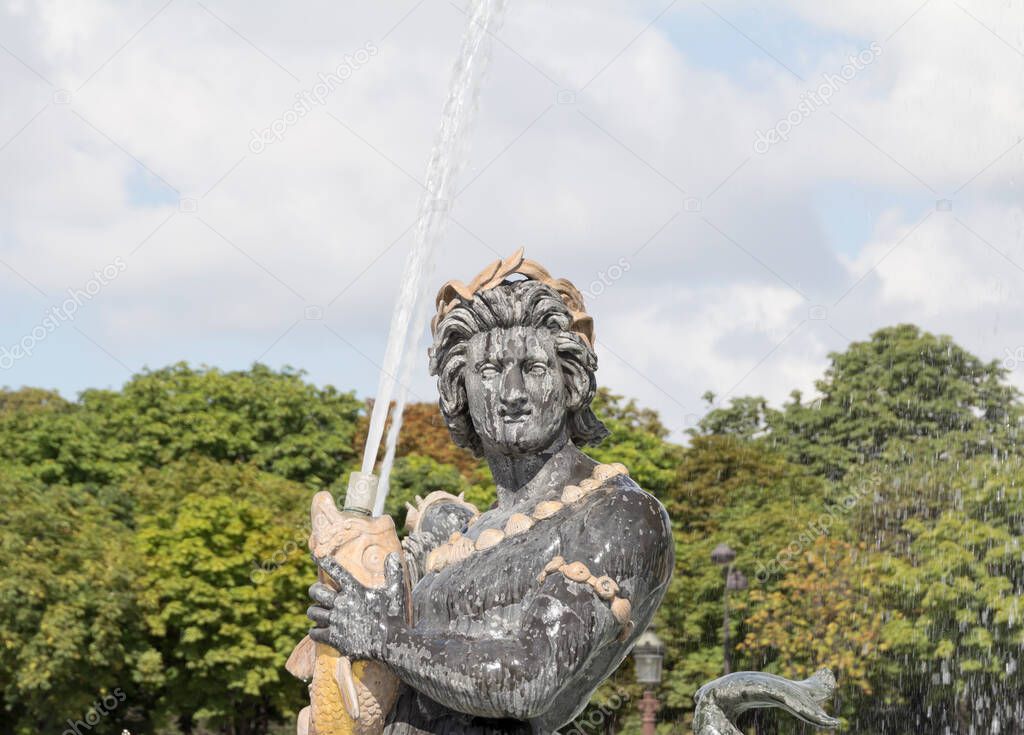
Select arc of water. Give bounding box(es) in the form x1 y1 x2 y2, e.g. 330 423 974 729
360 0 509 515
374 267 440 514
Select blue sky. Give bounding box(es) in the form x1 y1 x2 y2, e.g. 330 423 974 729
662 4 870 84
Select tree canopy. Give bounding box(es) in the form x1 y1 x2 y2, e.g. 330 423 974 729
699 324 1022 479
1 323 1021 734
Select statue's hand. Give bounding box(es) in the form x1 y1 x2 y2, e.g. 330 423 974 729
307 552 406 661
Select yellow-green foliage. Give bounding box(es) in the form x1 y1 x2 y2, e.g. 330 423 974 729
2 324 1023 734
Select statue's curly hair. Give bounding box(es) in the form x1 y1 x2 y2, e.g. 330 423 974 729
428 279 609 457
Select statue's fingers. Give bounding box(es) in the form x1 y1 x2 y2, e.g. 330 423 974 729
314 554 358 593
306 605 332 627
308 582 338 608
308 626 332 645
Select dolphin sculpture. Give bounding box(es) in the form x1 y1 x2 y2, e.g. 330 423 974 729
693 668 840 734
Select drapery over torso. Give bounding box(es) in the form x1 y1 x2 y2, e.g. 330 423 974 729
384 477 674 735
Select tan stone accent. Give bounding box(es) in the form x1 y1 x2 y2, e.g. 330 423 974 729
504 513 535 536
532 500 564 520
432 249 594 348
539 556 566 581
426 545 450 574
610 597 632 625
475 528 505 550
422 462 631 575
561 485 584 503
289 491 407 735
535 555 633 637
590 575 619 600
449 535 474 565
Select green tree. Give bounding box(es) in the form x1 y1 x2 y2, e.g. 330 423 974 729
654 436 828 730
850 450 1024 732
0 364 363 488
739 536 891 721
3 324 1020 734
134 459 313 735
585 389 682 499
0 473 155 735
700 325 1021 480
693 392 775 442
384 454 495 531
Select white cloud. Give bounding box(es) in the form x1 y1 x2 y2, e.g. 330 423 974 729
844 206 1022 314
0 0 1022 440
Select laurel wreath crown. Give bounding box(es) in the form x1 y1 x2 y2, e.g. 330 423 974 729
431 248 594 347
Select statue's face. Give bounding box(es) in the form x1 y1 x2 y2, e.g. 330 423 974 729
464 326 568 455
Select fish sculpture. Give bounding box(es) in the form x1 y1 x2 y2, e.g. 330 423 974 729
286 491 409 735
693 668 840 734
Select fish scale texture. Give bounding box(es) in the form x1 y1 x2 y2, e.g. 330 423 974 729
309 648 399 735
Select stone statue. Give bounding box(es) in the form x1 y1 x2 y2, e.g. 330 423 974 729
305 251 675 734
692 669 840 734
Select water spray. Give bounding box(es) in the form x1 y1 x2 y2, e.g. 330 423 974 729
286 5 509 733
357 0 508 516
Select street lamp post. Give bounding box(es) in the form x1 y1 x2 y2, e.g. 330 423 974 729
711 543 747 675
633 629 665 735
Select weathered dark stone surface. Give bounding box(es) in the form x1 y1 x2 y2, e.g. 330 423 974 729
693 669 840 734
308 279 674 734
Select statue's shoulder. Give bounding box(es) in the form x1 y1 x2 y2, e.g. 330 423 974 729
566 469 674 581
588 471 671 535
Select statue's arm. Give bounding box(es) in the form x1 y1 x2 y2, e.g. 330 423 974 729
383 489 674 721
308 487 673 721
383 573 619 720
